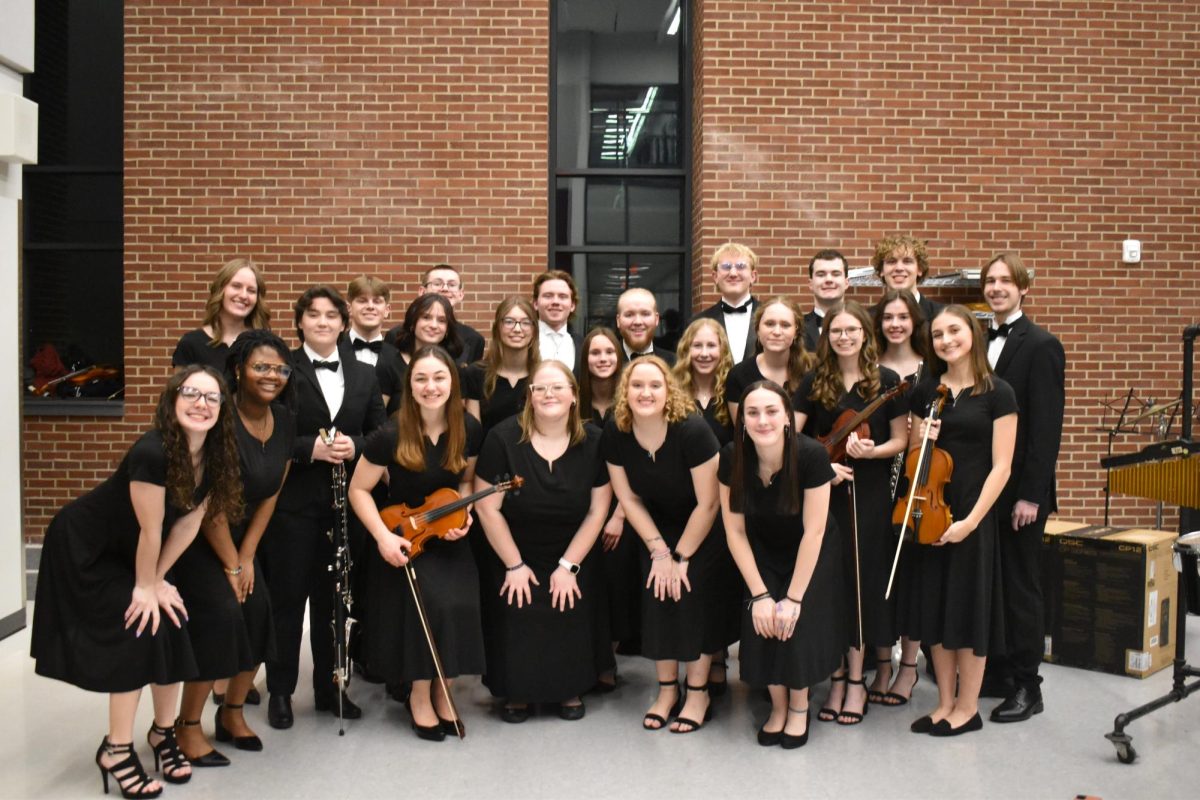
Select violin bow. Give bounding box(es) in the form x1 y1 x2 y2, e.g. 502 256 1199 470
848 481 864 648
402 562 465 740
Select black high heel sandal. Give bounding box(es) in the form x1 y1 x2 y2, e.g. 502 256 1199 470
867 658 892 704
214 703 263 752
882 661 920 706
818 673 846 722
709 656 728 697
781 706 811 749
96 737 162 799
642 680 681 730
146 722 192 784
172 719 230 767
837 678 869 725
670 683 713 734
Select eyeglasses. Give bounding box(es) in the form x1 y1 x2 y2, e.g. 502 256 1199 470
249 362 294 379
501 317 534 331
178 385 224 406
829 326 863 339
425 279 461 291
529 383 571 396
716 261 752 272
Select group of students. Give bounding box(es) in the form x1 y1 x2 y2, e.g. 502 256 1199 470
30 234 1065 797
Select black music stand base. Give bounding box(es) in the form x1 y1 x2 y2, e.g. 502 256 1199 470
1105 657 1200 763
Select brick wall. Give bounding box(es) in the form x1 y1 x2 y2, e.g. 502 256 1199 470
21 0 1200 538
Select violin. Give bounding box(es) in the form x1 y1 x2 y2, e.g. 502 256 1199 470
891 384 955 546
30 364 122 397
818 379 911 463
379 476 524 558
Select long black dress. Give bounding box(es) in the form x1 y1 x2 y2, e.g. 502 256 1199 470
793 367 906 648
475 418 615 702
693 397 742 652
172 329 229 372
586 409 640 649
718 436 846 689
360 417 486 681
601 414 733 660
896 378 1017 656
31 430 204 692
173 405 294 678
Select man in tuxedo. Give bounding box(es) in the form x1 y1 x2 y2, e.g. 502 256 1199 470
415 263 486 363
616 287 675 365
693 242 760 363
982 253 1065 723
803 249 850 351
534 270 580 370
260 286 386 729
345 275 396 368
871 235 943 323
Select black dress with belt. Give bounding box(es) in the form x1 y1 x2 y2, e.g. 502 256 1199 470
718 435 846 689
475 418 615 702
601 414 733 661
360 417 486 682
793 367 907 648
896 378 1017 656
31 430 205 692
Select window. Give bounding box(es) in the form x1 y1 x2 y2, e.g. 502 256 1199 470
22 0 124 414
550 0 690 349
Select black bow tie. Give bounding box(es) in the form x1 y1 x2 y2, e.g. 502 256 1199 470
629 350 654 360
352 339 382 353
719 300 750 314
312 359 340 371
988 323 1012 341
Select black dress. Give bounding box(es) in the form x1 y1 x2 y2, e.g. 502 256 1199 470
360 417 486 682
173 408 294 679
793 367 907 648
172 329 228 372
586 411 639 647
692 396 741 651
601 414 733 660
31 430 204 692
475 418 615 702
717 436 846 689
724 357 767 408
377 352 409 416
896 378 1017 656
461 364 528 440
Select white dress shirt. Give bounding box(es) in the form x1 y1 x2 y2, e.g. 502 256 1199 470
721 293 753 363
304 342 344 420
538 320 575 370
348 330 384 367
987 310 1023 369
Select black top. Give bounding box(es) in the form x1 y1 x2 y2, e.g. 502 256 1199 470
461 364 528 438
377 353 409 416
457 322 486 364
362 415 484 508
792 367 906 443
234 402 297 508
695 397 734 447
601 414 719 534
725 356 768 407
172 329 228 372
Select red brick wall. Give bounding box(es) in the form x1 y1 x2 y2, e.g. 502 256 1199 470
692 0 1200 528
22 0 1200 538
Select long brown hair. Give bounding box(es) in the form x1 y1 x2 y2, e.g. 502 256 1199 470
672 317 732 426
482 297 540 401
394 346 468 472
751 297 814 394
808 300 882 410
577 327 625 417
927 305 995 396
202 258 270 346
519 361 586 446
874 288 930 362
728 381 802 516
395 294 464 360
155 365 244 523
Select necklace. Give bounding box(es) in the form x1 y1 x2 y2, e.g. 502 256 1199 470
238 405 272 444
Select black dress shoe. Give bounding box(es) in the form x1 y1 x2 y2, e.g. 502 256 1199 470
757 722 783 747
411 720 447 742
314 691 363 719
245 687 262 706
559 701 586 721
500 704 531 724
437 715 466 738
909 714 936 734
990 686 1044 723
267 694 294 730
930 712 983 737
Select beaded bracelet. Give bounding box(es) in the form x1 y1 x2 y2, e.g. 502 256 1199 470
650 548 672 561
223 565 243 576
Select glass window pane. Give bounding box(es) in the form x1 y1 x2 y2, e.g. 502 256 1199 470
627 179 682 245
556 177 682 247
559 253 682 341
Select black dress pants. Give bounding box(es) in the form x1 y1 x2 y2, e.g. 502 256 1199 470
994 507 1047 689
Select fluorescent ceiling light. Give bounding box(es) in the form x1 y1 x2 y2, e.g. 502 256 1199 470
667 8 681 36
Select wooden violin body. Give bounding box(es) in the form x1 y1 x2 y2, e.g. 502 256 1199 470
819 379 911 464
379 477 523 559
891 385 955 545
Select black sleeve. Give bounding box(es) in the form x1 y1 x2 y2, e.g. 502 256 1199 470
725 360 748 405
127 430 168 486
362 423 399 466
680 414 720 468
461 364 484 401
1016 333 1065 505
792 372 817 417
475 421 511 485
586 425 610 487
717 441 736 487
797 435 836 488
989 378 1020 419
464 413 484 459
600 416 625 466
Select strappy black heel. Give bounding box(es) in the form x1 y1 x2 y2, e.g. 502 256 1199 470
883 661 920 706
670 683 713 734
818 673 846 722
867 657 893 704
642 680 680 730
837 677 869 725
96 737 161 798
146 722 192 783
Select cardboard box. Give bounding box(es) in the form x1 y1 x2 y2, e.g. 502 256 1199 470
1041 520 1177 678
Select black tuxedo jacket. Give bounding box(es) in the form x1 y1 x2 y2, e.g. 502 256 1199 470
916 293 944 326
694 296 760 363
993 314 1065 512
802 310 823 352
625 345 677 367
278 346 387 514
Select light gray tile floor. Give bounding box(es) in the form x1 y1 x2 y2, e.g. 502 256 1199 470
1 604 1194 800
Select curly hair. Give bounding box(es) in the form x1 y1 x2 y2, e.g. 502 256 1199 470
202 258 270 347
481 297 540 402
672 317 732 426
225 329 297 413
394 346 468 473
613 356 693 432
808 301 881 411
155 365 244 524
577 327 625 418
751 297 815 394
870 235 929 281
394 294 464 361
519 360 586 447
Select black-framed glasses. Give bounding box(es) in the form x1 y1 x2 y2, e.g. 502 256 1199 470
178 385 224 406
501 317 534 331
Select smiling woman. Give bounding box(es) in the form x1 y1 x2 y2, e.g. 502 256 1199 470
172 258 272 372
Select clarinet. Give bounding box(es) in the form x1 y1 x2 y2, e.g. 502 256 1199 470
320 427 356 735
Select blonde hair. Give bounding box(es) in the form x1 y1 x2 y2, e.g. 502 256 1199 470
518 361 586 446
672 318 732 426
613 356 694 432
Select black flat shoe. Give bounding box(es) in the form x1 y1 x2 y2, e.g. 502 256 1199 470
930 712 983 737
214 704 263 752
780 706 810 749
500 704 531 724
245 687 261 706
437 715 466 738
989 686 1044 723
559 700 586 721
590 677 618 694
314 691 362 720
411 720 446 742
909 714 935 734
267 694 293 730
757 721 783 747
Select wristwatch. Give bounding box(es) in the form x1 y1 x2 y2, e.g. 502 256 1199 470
558 557 581 575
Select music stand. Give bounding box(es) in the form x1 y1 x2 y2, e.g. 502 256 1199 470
1104 325 1200 763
